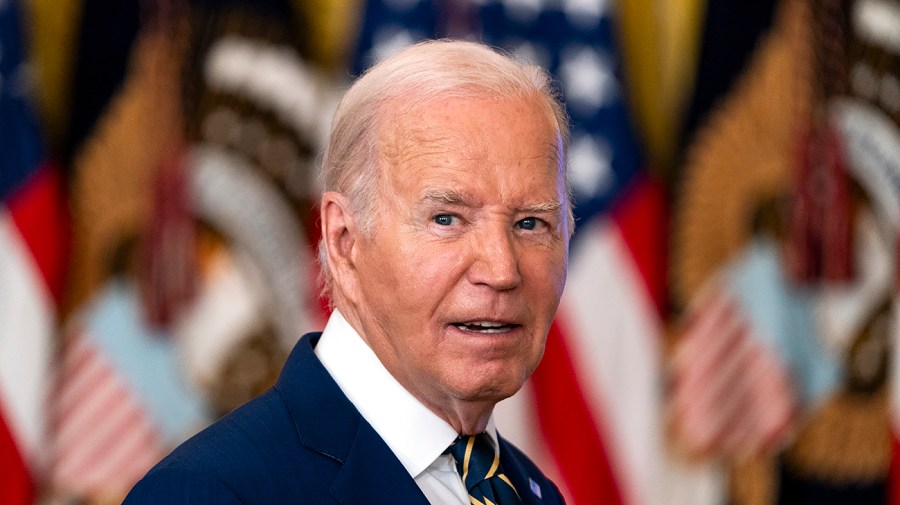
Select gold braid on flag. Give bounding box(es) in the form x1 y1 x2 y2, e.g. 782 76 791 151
668 1 812 499
671 0 811 310
66 19 188 318
58 15 190 505
672 0 804 503
673 0 898 502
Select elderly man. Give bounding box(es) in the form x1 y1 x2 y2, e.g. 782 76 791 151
124 39 571 505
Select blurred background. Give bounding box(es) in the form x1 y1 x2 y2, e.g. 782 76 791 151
1 0 899 503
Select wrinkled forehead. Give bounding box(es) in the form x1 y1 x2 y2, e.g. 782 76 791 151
374 93 564 173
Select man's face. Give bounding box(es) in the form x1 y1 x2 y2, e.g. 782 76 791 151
350 94 570 416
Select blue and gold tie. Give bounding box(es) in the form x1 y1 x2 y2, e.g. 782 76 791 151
448 433 523 505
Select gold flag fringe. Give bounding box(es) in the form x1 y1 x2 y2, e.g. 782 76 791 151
784 389 890 483
670 0 812 309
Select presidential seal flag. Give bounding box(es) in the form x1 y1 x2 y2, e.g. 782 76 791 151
50 2 329 500
49 18 210 501
672 0 900 503
0 1 69 503
353 1 716 504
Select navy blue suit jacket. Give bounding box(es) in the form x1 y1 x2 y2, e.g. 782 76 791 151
123 333 565 504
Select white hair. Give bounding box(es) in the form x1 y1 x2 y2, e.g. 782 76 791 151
317 39 572 297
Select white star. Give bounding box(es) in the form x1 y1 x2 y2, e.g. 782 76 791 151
568 134 612 197
369 25 419 65
559 45 618 116
503 0 545 25
563 0 608 28
507 39 552 70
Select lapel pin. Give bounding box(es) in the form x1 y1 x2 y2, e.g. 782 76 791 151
529 478 542 499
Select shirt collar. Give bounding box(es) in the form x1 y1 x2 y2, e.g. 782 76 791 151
314 310 498 477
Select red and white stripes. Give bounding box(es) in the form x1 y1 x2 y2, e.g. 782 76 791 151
51 331 163 497
0 165 69 504
670 283 794 458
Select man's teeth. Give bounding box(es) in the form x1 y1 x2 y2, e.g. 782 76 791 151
454 321 512 333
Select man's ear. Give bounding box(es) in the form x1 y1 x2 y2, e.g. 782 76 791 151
320 191 361 300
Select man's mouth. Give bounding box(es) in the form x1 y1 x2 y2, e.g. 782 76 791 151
452 321 516 334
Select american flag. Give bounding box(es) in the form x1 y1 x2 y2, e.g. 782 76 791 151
0 1 69 503
352 1 718 503
51 323 165 498
670 274 795 459
47 27 212 500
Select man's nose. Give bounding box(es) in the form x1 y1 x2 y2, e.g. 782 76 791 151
467 226 522 290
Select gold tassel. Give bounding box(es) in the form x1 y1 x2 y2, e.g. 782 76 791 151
730 453 779 505
784 388 889 484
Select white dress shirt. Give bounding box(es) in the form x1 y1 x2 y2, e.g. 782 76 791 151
315 309 500 504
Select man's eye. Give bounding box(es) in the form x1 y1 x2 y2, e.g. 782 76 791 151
516 217 542 231
434 214 456 226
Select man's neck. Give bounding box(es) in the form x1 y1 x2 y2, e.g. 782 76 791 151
334 302 497 435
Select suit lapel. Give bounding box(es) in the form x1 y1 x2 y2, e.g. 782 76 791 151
279 335 547 505
330 420 429 505
276 333 358 462
499 437 549 505
275 334 429 505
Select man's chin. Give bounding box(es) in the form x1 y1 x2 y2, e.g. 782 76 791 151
449 375 526 405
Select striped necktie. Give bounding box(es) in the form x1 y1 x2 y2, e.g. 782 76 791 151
447 433 523 505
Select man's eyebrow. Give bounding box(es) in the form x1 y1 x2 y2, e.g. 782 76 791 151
420 188 474 205
421 188 561 214
521 201 561 214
